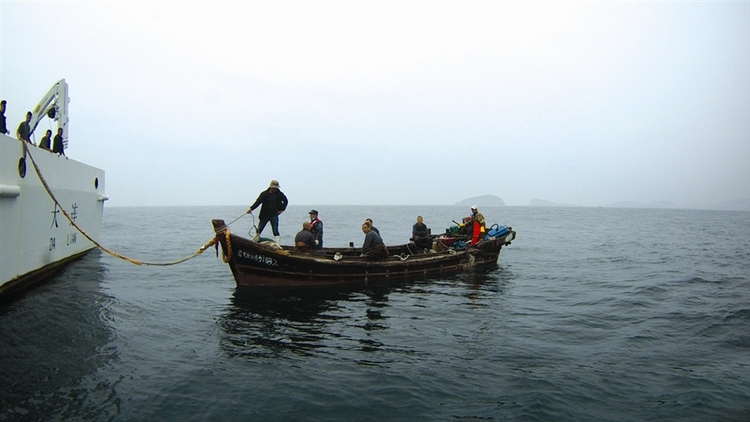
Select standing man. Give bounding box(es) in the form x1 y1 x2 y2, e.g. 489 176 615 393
0 100 9 135
17 111 33 144
39 129 53 150
247 179 288 245
469 206 486 245
52 127 65 155
308 209 324 250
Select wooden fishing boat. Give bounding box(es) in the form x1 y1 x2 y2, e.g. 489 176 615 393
212 219 516 288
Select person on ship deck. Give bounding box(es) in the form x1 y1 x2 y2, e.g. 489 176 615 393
0 100 9 135
16 111 33 145
52 127 65 155
39 129 52 151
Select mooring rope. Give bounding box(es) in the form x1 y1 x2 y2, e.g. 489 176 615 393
219 229 233 263
214 212 247 234
246 212 260 239
23 141 243 267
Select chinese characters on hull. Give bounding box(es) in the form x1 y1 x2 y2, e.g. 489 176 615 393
48 203 80 251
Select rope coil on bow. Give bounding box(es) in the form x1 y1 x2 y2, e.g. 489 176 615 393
220 229 233 263
245 211 260 239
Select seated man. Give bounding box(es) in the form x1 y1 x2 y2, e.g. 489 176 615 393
360 221 389 259
294 222 317 252
411 215 432 252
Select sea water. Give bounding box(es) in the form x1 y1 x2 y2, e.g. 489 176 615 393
1 205 749 421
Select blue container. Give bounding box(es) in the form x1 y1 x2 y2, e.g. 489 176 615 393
486 225 509 239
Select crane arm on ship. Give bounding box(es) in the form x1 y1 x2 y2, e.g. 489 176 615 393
29 79 69 149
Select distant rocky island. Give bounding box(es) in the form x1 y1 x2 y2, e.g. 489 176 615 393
455 195 505 207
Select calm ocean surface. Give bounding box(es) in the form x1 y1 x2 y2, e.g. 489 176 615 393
1 205 749 421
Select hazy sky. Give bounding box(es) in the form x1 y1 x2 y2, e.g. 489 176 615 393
1 2 748 208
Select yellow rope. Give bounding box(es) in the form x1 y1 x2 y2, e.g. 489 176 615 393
221 229 232 263
23 141 230 267
142 236 219 267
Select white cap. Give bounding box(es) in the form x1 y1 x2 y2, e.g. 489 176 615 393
471 205 477 210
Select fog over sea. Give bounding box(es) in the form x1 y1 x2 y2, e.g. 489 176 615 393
2 205 749 421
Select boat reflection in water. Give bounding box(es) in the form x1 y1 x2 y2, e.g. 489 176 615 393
217 266 514 360
219 288 355 359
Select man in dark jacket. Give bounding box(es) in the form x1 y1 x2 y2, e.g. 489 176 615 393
39 129 52 150
411 215 431 252
308 209 323 250
247 179 288 245
360 221 389 259
52 127 65 155
17 111 32 144
0 100 9 135
294 222 316 252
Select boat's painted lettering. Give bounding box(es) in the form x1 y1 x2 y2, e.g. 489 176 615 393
237 250 278 267
49 237 56 251
67 233 77 245
69 203 78 225
50 204 60 229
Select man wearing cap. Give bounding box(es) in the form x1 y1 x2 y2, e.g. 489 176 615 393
308 210 324 250
247 180 288 245
468 206 486 245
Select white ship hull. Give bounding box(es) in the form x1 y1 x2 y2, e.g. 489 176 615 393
0 133 106 301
